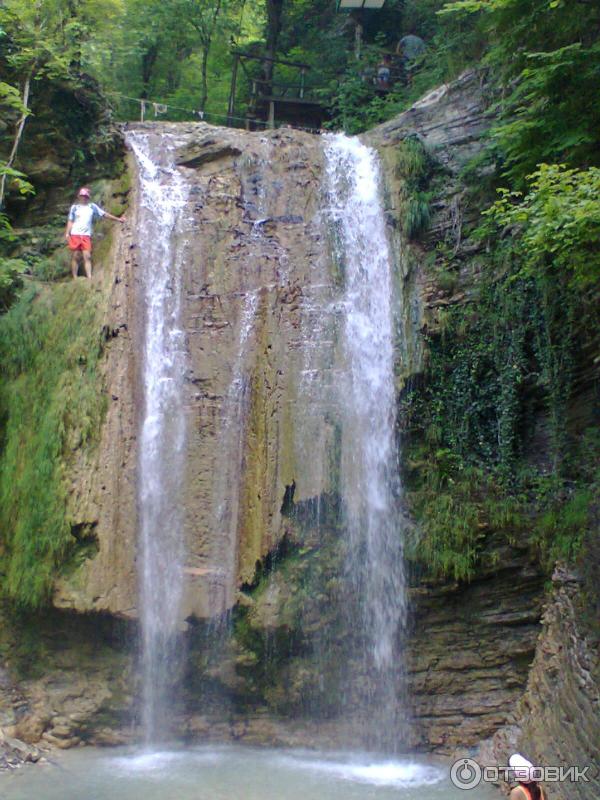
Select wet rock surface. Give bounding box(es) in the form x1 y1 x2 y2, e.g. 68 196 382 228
0 729 42 771
0 610 135 754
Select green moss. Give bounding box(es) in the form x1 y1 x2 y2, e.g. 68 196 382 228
0 282 107 608
230 501 347 716
533 489 591 568
32 248 72 281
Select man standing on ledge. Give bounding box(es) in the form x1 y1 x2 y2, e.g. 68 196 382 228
65 186 125 280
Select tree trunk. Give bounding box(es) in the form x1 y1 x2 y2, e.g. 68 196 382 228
0 75 32 210
193 0 223 113
141 43 159 99
263 0 285 89
200 47 209 112
66 0 82 72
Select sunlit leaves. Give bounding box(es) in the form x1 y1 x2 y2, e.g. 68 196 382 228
484 163 600 286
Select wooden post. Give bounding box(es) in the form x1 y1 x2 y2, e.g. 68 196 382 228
268 100 275 129
300 67 305 99
227 53 239 126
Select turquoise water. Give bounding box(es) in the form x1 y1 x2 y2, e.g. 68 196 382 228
1 744 498 800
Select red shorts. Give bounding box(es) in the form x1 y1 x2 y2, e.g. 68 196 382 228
68 235 92 252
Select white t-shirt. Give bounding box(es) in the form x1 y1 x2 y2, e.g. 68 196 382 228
68 202 105 236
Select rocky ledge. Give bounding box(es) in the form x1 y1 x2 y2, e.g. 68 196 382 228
0 728 43 771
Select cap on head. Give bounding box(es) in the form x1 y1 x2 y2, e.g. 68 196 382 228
509 754 536 783
78 187 91 198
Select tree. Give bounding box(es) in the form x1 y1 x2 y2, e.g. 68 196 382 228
0 78 33 209
0 0 119 206
174 0 236 112
263 0 285 87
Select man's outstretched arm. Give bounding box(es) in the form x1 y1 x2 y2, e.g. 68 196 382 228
103 211 126 223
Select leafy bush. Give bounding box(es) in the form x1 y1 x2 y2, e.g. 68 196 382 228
0 258 26 312
484 163 600 287
32 248 72 281
441 0 600 183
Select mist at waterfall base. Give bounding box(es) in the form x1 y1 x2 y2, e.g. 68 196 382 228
1 745 500 800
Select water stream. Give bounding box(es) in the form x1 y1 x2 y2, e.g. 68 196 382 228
324 134 407 746
127 131 190 742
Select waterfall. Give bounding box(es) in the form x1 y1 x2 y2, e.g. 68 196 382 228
124 124 406 750
127 131 190 743
324 133 407 747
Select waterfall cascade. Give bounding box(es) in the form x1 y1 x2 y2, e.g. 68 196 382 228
127 124 407 750
128 131 190 742
324 134 407 748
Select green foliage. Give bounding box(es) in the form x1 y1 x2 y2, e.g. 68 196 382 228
326 55 390 135
32 249 71 281
492 43 600 185
406 453 484 581
405 426 599 581
0 166 34 242
484 164 600 287
0 283 106 608
0 81 28 114
441 0 600 183
395 138 430 181
533 489 590 568
394 138 433 240
414 266 578 475
403 192 431 239
0 258 26 311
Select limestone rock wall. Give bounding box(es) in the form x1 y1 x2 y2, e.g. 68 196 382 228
480 567 600 799
56 124 340 621
170 125 335 618
53 168 141 619
407 547 545 753
516 568 600 799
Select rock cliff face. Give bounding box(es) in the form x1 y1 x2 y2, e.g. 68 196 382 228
480 566 600 800
515 568 600 800
407 549 545 753
55 123 339 621
53 208 140 618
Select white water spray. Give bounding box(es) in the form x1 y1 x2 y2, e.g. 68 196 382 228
128 131 190 742
325 133 407 742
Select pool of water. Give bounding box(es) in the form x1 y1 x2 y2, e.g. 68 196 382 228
0 744 499 800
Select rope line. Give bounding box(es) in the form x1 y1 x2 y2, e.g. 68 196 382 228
105 91 323 134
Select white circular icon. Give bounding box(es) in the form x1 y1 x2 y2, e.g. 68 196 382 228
450 758 483 790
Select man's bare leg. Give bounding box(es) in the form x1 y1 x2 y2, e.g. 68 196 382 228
82 250 93 280
71 252 80 279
